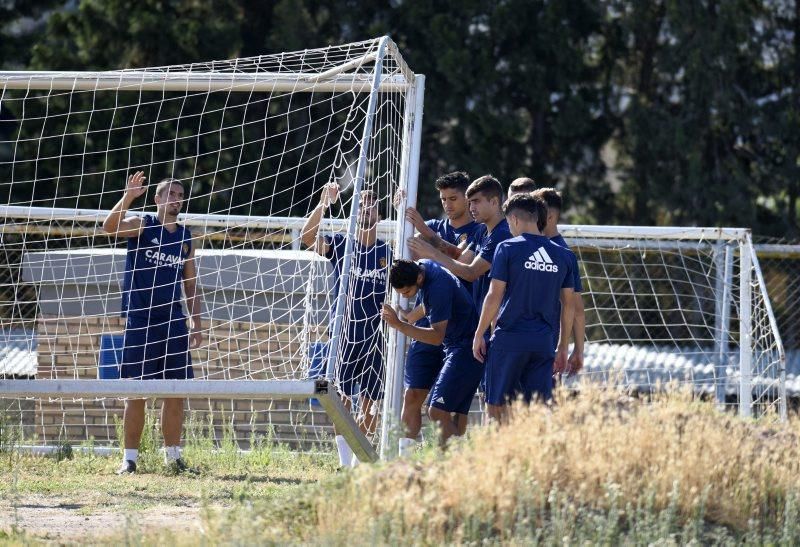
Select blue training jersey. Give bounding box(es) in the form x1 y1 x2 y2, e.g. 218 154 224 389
472 218 513 315
325 233 391 341
418 259 477 348
412 218 482 347
490 234 575 352
122 214 192 319
550 233 583 349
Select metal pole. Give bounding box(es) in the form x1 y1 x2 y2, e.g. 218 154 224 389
716 244 733 407
325 37 390 383
713 242 725 406
380 74 425 460
739 234 753 418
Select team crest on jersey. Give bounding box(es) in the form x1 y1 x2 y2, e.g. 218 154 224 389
379 257 387 268
182 243 189 256
459 233 468 243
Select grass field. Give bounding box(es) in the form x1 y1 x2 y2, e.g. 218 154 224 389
3 386 800 544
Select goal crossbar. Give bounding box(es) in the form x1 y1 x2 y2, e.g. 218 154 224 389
0 70 410 93
0 207 747 243
0 379 378 462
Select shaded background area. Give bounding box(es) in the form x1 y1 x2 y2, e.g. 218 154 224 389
3 1 800 346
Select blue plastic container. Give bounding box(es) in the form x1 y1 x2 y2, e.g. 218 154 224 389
98 334 124 379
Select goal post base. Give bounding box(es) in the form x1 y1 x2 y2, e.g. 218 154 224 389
0 379 378 463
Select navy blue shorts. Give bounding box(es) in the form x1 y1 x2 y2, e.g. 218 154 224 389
121 315 194 380
485 348 553 406
404 340 444 390
429 344 484 415
337 333 384 400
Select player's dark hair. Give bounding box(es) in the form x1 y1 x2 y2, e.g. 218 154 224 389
532 187 563 212
389 259 422 289
435 171 470 193
509 177 537 194
155 178 184 197
465 175 504 204
503 194 548 232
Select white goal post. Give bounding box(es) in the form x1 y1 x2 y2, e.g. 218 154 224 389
0 37 787 462
0 36 424 461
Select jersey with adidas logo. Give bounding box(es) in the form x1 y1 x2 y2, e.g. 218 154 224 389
122 214 192 319
489 233 575 352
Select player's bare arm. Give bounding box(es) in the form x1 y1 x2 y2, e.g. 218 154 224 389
407 237 489 282
102 171 146 238
553 287 576 375
381 304 446 346
568 294 586 375
399 304 426 324
403 207 463 260
473 278 505 363
300 182 339 256
182 244 203 349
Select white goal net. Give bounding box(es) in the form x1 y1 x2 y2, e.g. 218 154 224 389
565 226 785 419
0 37 423 459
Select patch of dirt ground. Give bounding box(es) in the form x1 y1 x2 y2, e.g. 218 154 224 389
0 495 209 541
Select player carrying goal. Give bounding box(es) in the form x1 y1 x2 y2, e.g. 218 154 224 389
301 182 391 468
102 171 203 475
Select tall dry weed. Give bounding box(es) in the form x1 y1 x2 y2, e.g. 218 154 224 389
314 385 800 542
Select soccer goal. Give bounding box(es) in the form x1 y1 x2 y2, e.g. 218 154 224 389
0 37 424 461
563 225 786 420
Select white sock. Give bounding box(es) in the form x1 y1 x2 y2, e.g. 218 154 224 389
398 437 417 457
164 445 181 463
350 455 360 468
123 448 138 463
335 435 352 467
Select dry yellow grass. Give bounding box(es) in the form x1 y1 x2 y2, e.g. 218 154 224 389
312 385 800 543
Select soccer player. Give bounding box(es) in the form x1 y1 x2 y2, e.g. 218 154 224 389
507 177 537 197
531 187 586 375
408 175 512 317
300 182 390 467
382 259 482 447
102 171 203 475
473 194 575 423
392 171 482 457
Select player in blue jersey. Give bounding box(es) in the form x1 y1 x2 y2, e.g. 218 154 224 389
531 187 586 376
382 259 483 447
301 182 390 467
408 175 512 317
103 171 203 475
473 194 575 423
392 171 482 457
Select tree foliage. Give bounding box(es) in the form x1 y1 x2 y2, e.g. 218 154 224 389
1 0 799 235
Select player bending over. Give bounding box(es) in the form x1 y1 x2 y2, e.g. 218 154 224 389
301 182 391 468
473 193 575 423
393 171 482 457
382 259 482 447
103 171 203 475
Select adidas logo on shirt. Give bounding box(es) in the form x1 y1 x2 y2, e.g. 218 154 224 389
151 237 160 245
525 246 559 272
435 396 445 404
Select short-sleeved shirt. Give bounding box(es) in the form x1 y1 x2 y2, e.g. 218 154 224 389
418 259 477 348
413 218 482 339
549 233 583 348
490 234 575 352
472 218 513 314
550 234 583 293
324 233 391 340
122 214 192 319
